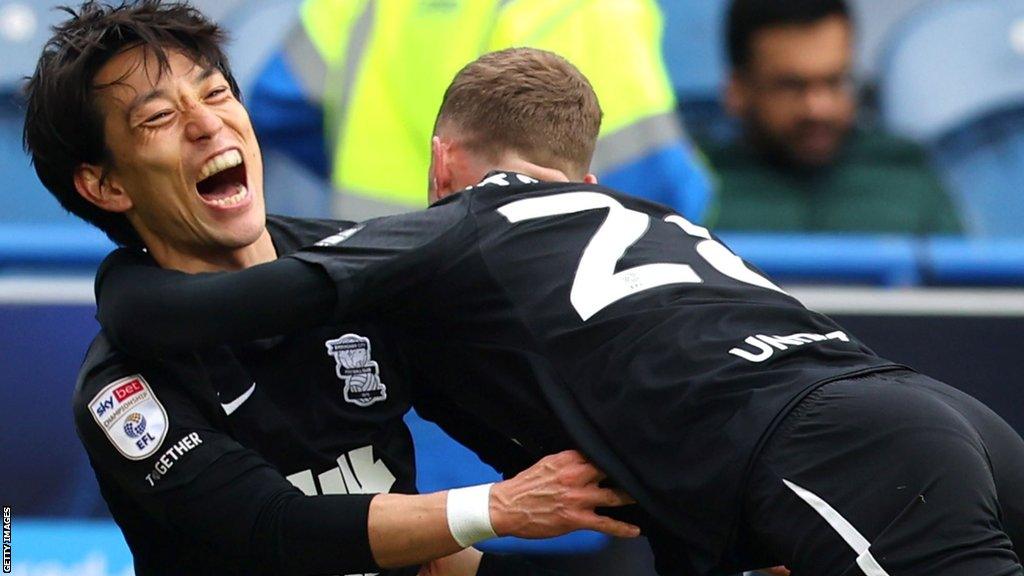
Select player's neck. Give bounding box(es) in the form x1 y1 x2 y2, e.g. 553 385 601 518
488 154 572 184
144 229 277 273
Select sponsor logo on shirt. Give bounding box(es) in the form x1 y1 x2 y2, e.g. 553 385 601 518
88 375 168 460
729 330 850 363
325 334 387 407
144 432 203 487
285 445 396 496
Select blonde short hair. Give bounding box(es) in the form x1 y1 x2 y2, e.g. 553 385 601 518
435 47 603 178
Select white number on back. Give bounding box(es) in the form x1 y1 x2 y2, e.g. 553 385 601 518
497 192 784 321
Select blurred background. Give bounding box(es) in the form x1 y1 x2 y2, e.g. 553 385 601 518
2 0 1024 574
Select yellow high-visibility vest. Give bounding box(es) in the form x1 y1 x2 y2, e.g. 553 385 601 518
283 0 681 220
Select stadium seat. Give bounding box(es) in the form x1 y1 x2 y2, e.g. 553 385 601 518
879 0 1024 142
658 0 728 102
931 107 1024 237
0 1 71 91
879 0 1024 237
848 0 935 84
212 0 303 95
0 1 79 227
657 0 737 144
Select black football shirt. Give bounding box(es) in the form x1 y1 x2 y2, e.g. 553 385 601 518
75 216 418 576
286 174 901 574
91 176 903 575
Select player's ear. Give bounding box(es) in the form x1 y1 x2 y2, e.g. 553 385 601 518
429 136 455 201
583 173 598 185
74 163 133 213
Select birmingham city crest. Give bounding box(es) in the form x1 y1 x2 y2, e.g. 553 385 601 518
325 334 387 407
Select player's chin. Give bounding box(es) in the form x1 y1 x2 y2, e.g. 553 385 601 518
207 214 267 250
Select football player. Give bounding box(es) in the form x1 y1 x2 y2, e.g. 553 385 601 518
87 38 1024 576
23 4 640 575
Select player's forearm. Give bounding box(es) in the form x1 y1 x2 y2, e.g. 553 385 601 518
368 491 465 568
370 450 641 568
97 258 334 356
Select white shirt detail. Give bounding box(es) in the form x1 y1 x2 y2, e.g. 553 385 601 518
220 382 257 416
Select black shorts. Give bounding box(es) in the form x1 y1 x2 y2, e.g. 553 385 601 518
742 369 1024 576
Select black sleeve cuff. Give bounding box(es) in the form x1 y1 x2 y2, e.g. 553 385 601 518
283 493 379 573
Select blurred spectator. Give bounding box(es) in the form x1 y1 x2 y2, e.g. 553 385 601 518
704 0 962 234
246 0 712 222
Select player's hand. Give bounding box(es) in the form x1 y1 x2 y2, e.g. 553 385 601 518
488 450 641 539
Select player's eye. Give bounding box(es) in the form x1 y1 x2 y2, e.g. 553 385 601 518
144 110 173 124
206 87 229 100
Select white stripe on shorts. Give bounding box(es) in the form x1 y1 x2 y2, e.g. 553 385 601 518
782 479 890 576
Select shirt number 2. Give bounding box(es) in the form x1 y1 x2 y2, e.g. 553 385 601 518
497 192 784 321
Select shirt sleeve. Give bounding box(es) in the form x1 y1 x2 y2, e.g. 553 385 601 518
73 353 381 574
94 202 464 358
288 202 467 321
94 248 334 358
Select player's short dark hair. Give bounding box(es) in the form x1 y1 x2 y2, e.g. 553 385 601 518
727 0 851 71
23 1 239 246
434 47 603 179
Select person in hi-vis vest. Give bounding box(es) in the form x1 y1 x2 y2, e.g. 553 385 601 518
248 0 713 222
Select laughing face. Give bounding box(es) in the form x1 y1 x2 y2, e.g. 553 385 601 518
89 46 268 269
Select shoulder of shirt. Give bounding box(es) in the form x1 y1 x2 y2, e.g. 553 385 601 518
266 214 360 253
463 178 674 215
72 331 166 418
95 246 155 293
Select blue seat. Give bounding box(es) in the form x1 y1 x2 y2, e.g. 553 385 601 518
0 97 73 225
931 107 1024 237
213 0 304 95
879 0 1024 142
0 2 79 228
657 1 735 144
849 0 936 84
0 1 72 91
658 0 729 102
879 0 1024 237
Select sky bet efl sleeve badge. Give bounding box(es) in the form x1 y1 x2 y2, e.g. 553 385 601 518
326 334 387 407
88 375 168 460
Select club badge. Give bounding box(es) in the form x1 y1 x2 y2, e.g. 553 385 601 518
325 334 387 407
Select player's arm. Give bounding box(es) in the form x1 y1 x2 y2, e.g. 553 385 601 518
96 207 462 358
94 247 333 357
370 448 637 567
76 350 636 572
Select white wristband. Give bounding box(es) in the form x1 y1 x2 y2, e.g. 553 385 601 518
446 483 497 548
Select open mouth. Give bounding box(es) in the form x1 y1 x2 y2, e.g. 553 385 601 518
196 149 249 208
